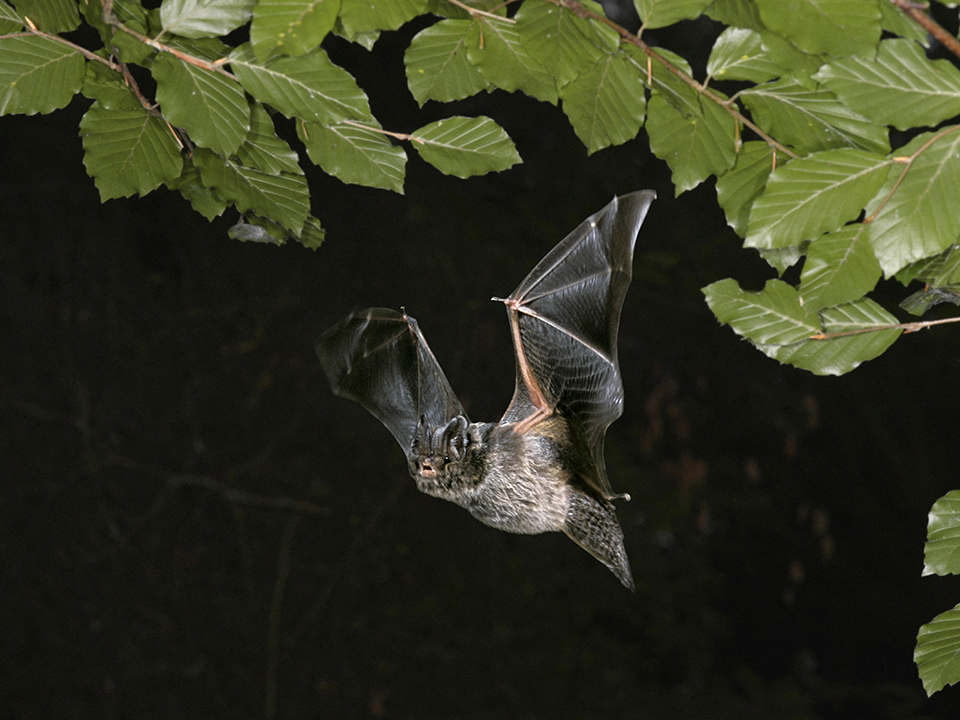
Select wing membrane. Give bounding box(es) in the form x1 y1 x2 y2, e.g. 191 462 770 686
317 308 466 459
501 191 655 496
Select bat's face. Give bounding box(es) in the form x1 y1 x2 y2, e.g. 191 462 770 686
409 416 490 500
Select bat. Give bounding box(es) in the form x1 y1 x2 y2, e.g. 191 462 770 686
317 191 655 590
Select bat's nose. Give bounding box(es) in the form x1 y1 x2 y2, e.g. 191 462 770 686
417 457 442 476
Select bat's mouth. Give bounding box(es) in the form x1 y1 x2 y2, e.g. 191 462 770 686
412 456 445 477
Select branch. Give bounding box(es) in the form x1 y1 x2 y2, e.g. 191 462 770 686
549 0 799 160
101 0 237 81
809 314 960 340
7 18 118 70
889 0 960 62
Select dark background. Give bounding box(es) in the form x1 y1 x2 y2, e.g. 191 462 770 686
3 9 960 719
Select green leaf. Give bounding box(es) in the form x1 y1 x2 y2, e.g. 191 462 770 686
194 147 309 234
624 45 698 116
250 0 340 61
633 0 712 29
298 215 325 249
338 0 426 34
404 19 491 106
163 34 233 61
645 92 737 194
426 0 505 19
704 278 820 346
706 27 780 85
411 115 521 178
814 39 960 132
0 35 85 116
153 53 251 156
799 224 882 309
879 0 928 45
560 51 646 154
704 0 764 31
331 17 379 48
298 121 406 192
916 603 960 697
467 16 559 105
81 59 141 111
745 149 892 250
900 286 960 316
740 79 889 154
0 0 24 33
757 31 826 88
11 0 78 32
168 159 229 219
757 244 807 275
755 0 881 57
236 103 303 175
230 43 373 124
80 104 184 200
778 298 901 375
82 0 153 64
923 490 960 576
865 128 960 276
896 245 960 287
517 0 619 88
160 0 256 38
715 141 778 236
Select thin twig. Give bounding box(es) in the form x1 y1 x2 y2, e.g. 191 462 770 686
265 513 302 720
809 314 960 340
4 22 119 70
889 0 960 62
864 125 960 223
101 0 237 80
340 119 425 144
446 0 515 22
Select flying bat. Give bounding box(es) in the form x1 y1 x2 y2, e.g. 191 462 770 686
317 191 655 590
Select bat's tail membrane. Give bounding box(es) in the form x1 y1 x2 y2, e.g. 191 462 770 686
563 489 635 591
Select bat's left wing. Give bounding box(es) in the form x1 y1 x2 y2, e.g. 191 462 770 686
317 308 466 460
499 191 655 499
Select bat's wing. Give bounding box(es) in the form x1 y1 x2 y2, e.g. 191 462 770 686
317 308 466 459
499 191 655 499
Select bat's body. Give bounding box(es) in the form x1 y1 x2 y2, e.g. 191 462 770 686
318 192 655 590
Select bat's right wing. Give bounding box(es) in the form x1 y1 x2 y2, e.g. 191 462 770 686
316 308 467 460
499 191 655 499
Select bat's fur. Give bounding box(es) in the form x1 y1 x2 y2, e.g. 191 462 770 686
319 192 655 591
410 414 634 590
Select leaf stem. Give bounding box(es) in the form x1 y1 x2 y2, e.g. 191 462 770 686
101 0 237 81
340 119 424 144
864 124 960 223
889 0 960 62
810 314 960 340
445 0 515 23
549 0 799 160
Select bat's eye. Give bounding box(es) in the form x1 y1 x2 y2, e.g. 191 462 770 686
443 456 450 464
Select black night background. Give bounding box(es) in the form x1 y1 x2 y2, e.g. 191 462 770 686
2 11 960 719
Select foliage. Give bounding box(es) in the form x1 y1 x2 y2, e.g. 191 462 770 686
3 0 960 374
917 491 960 696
